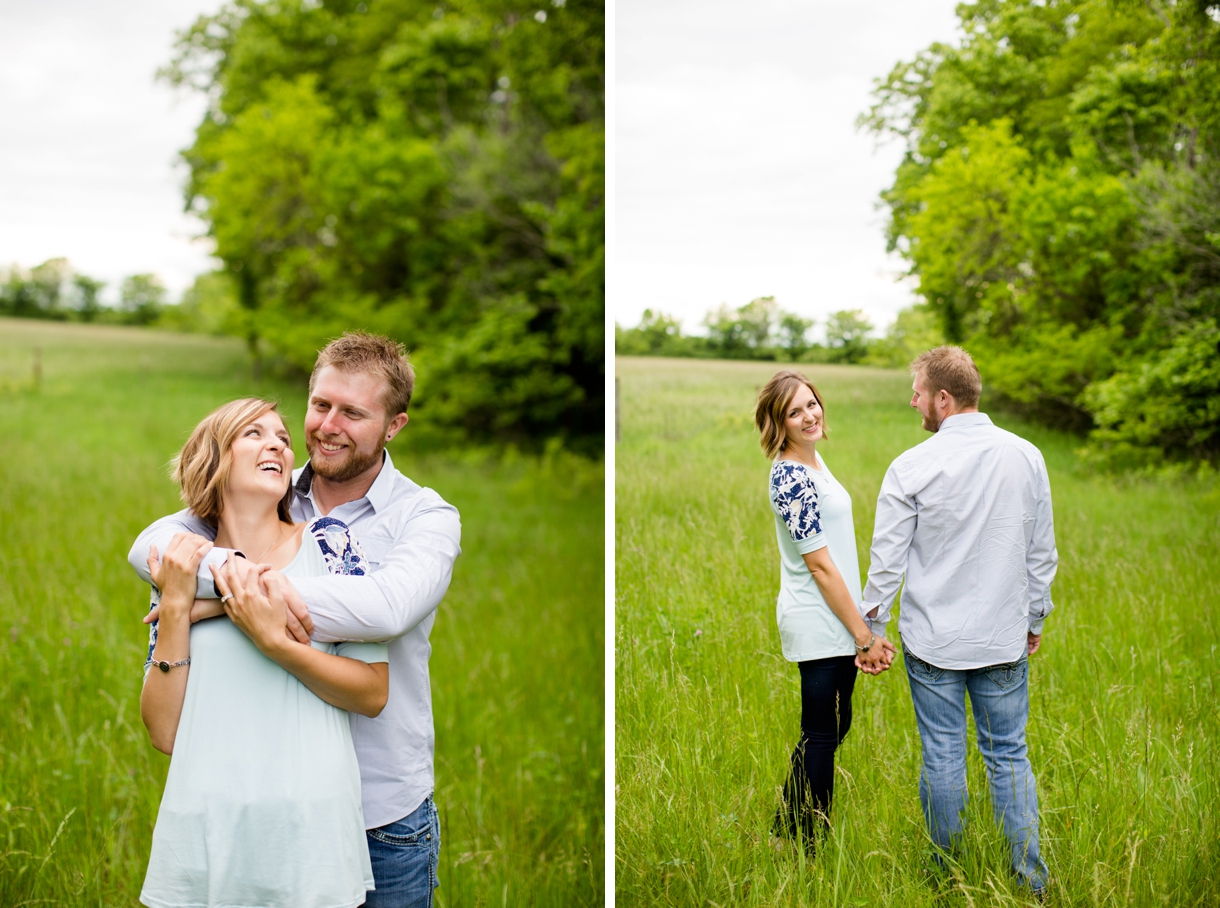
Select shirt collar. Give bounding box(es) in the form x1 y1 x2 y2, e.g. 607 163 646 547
294 448 396 513
939 411 993 431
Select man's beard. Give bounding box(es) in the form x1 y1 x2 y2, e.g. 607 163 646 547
306 435 386 483
921 411 941 433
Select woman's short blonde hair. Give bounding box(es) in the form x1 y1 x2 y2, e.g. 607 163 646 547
754 370 828 459
171 398 294 527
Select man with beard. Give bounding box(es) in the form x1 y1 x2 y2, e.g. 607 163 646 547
129 332 461 908
858 345 1056 896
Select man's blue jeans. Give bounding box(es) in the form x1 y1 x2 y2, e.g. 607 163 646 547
364 797 440 908
904 650 1048 892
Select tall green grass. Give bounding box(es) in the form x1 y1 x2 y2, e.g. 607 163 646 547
615 356 1219 907
0 318 604 906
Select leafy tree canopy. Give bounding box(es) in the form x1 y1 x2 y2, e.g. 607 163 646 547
861 0 1220 465
162 0 604 452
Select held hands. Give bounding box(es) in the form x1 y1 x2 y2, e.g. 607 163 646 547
855 635 897 675
141 563 311 642
261 570 314 643
210 556 313 650
210 556 287 656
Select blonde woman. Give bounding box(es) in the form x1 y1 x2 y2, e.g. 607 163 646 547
139 398 387 908
754 370 895 853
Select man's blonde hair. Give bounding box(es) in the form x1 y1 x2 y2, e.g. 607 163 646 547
754 370 828 459
310 332 415 417
911 345 982 408
171 398 294 527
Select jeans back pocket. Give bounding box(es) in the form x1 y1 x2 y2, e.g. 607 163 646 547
905 651 944 681
984 658 1026 691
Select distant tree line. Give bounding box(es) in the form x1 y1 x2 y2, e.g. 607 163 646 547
860 0 1220 468
615 296 944 369
0 258 168 326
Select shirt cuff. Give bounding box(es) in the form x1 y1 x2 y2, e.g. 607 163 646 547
1029 616 1046 635
794 532 828 555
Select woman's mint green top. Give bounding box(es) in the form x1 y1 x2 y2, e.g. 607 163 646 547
140 518 387 908
769 455 862 662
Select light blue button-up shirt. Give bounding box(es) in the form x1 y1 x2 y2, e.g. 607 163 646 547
129 450 462 828
861 412 1057 670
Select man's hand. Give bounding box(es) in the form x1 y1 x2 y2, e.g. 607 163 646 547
855 636 897 675
141 570 309 644
262 570 313 644
1028 632 1042 656
210 556 295 657
262 569 314 643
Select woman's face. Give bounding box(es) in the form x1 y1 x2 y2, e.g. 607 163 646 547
227 411 295 503
782 383 823 450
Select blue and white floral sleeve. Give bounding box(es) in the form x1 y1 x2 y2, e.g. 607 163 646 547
308 517 387 663
144 587 161 671
770 462 827 554
307 516 369 576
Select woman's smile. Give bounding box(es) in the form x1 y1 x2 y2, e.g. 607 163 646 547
783 384 825 451
228 413 295 496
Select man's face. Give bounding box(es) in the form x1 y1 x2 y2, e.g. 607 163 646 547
304 366 406 483
911 372 943 433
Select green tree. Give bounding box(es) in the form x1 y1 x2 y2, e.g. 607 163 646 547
161 0 604 449
159 271 243 336
615 309 685 356
862 0 1220 463
71 275 105 323
777 312 814 359
702 296 778 358
120 274 167 325
824 309 874 364
0 265 38 318
865 303 945 368
28 258 72 318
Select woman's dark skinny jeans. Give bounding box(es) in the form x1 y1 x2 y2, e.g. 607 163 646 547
776 654 858 844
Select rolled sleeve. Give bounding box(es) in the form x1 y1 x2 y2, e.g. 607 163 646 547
128 510 229 599
861 462 917 632
296 499 462 644
335 641 390 664
794 531 828 556
1026 462 1058 633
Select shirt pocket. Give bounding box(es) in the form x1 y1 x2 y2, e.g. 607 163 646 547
354 533 394 568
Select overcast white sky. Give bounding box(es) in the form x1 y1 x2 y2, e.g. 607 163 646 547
1 1 965 320
616 0 963 338
0 0 222 304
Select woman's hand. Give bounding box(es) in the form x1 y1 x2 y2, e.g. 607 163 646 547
147 533 213 619
856 636 897 675
210 555 294 657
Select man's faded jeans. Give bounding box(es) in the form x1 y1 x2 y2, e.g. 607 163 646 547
904 649 1048 892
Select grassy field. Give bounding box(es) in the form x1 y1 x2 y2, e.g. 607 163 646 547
0 318 604 906
615 356 1220 907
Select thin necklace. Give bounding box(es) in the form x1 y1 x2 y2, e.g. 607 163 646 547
252 524 288 562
